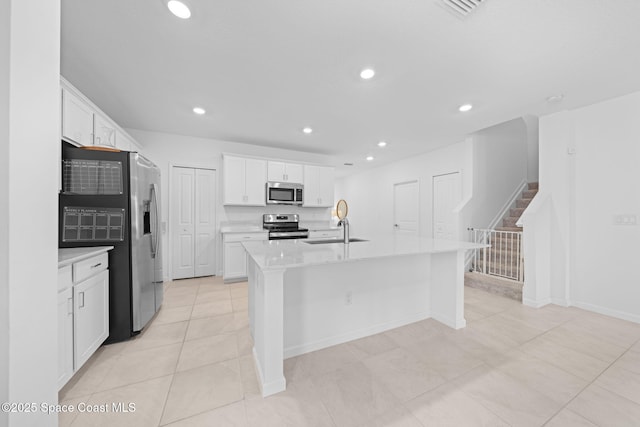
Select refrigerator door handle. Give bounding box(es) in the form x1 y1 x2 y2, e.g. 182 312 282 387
150 183 159 259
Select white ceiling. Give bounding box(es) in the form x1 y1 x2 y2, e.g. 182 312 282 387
61 0 640 173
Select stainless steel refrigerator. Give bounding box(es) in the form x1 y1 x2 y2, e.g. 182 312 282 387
59 143 163 342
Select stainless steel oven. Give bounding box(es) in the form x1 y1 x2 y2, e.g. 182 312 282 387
266 182 303 205
263 214 309 240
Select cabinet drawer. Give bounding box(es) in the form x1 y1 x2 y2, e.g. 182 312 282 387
73 252 109 283
58 265 73 292
224 232 267 243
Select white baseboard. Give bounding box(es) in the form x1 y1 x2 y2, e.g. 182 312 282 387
283 310 431 359
550 297 570 307
572 301 640 324
431 311 466 329
252 347 286 397
523 297 551 308
523 297 639 324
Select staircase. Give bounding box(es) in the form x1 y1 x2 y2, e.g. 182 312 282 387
496 182 538 232
466 182 538 301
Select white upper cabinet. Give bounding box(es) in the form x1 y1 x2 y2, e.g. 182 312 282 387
93 114 116 147
61 78 142 153
115 129 131 151
267 161 304 184
223 155 246 205
223 155 266 206
303 165 335 207
62 87 94 146
245 158 268 204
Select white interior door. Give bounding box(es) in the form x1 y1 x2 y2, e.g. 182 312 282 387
171 166 217 280
171 167 195 279
433 172 461 240
393 181 419 235
195 169 216 277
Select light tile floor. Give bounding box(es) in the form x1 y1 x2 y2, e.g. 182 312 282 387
59 276 640 426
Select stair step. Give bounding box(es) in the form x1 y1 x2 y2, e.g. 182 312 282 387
473 268 521 283
516 199 532 208
510 207 525 217
479 245 522 256
495 226 522 232
522 189 537 199
465 272 522 301
487 233 523 246
502 217 519 227
473 258 521 270
528 182 539 190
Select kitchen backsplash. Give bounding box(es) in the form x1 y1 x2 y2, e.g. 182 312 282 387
220 205 332 226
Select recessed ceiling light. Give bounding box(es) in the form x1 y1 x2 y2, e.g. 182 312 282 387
458 103 473 112
167 0 191 19
546 94 564 104
192 107 205 115
302 127 313 134
360 68 376 80
377 141 387 147
366 156 374 161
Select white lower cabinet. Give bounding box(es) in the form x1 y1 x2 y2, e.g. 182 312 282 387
74 269 109 370
57 252 110 390
57 286 74 389
223 232 267 282
224 242 248 281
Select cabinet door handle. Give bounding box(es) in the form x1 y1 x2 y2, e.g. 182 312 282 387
91 262 102 269
67 297 73 315
79 292 85 308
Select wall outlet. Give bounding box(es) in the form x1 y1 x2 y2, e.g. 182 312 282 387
345 291 352 305
613 214 637 226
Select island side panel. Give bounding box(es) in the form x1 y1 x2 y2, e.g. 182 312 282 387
429 250 466 329
249 261 287 397
282 254 431 358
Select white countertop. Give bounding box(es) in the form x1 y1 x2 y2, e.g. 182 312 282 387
221 222 338 233
220 224 265 233
58 246 114 267
242 234 486 271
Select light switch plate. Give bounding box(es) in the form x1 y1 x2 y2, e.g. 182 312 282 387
613 214 637 225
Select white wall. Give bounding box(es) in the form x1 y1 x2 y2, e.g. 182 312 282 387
336 118 531 241
2 0 61 425
523 115 540 183
525 91 640 322
335 139 473 239
0 1 10 420
572 93 640 321
127 129 336 279
471 117 530 229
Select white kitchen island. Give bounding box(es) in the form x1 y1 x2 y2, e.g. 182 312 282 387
242 235 485 397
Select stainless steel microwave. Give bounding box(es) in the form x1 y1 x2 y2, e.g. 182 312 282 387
266 181 303 205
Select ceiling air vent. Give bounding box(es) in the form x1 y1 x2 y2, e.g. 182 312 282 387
442 0 485 17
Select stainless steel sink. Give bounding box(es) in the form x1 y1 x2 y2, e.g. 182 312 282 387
304 238 368 244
